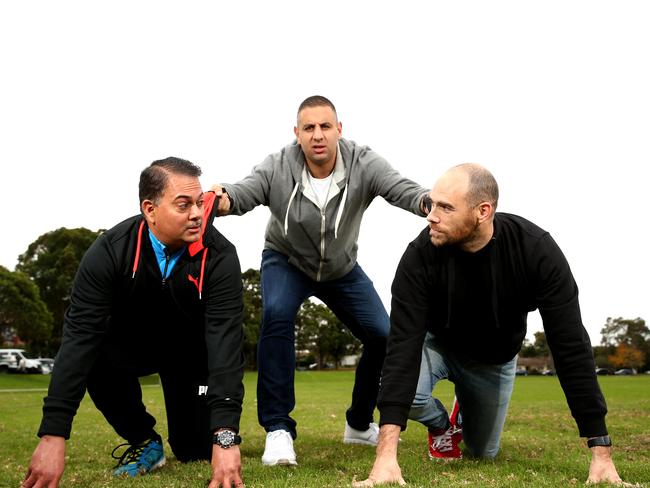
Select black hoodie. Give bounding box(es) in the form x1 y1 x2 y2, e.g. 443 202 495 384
378 212 607 438
38 192 245 439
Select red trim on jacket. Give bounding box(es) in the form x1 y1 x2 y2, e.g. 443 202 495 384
132 191 217 299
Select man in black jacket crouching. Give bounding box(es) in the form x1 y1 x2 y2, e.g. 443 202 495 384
23 157 245 488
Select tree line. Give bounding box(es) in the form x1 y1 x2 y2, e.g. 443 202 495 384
1 228 360 369
520 318 649 372
1 227 648 372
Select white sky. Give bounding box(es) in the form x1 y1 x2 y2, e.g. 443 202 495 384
1 1 649 345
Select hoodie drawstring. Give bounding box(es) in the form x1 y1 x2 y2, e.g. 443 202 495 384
334 183 348 239
284 182 300 235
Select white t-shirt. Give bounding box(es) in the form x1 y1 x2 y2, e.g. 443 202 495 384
308 172 333 208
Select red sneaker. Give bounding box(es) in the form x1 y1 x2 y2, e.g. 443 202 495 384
449 396 461 430
428 425 462 460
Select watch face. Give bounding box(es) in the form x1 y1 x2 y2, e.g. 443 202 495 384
218 430 235 446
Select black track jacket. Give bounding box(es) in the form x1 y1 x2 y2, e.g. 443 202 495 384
378 212 607 438
38 193 245 439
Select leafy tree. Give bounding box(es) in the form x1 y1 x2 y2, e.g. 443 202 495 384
531 331 550 357
600 317 650 370
241 268 262 370
16 227 101 354
592 345 615 369
519 331 550 358
608 343 645 370
0 266 53 353
519 339 536 357
296 300 361 369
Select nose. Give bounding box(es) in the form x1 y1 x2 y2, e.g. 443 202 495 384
426 207 440 224
189 203 202 220
313 125 323 140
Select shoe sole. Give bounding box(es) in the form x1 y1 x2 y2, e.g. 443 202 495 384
150 457 166 471
343 438 377 446
262 458 298 466
113 456 166 477
428 453 462 461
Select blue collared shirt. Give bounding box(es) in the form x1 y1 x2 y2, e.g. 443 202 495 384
148 229 186 279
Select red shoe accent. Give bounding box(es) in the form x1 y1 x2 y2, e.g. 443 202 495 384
428 426 462 460
449 396 461 429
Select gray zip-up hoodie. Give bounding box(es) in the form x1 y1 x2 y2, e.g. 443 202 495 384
223 138 428 281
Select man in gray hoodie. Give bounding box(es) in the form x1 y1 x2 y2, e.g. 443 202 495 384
213 95 428 466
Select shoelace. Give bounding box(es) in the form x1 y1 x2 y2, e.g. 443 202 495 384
111 441 148 467
432 428 455 452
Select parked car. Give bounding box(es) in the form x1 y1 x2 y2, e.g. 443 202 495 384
541 369 555 376
595 367 613 375
0 350 18 372
614 368 636 375
38 358 55 374
515 368 528 376
0 349 44 373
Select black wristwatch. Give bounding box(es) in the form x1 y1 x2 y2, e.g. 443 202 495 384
587 435 612 448
213 429 242 449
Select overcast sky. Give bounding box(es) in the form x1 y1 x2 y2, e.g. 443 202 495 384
1 1 648 345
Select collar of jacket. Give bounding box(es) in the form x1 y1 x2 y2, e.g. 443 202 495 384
131 191 217 300
300 142 346 208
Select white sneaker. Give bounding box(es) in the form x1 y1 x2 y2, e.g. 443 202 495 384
261 430 297 466
343 422 379 445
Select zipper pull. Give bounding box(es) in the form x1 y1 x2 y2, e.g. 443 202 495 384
161 251 171 286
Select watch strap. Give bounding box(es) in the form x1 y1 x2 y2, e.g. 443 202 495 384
213 429 242 448
587 435 612 448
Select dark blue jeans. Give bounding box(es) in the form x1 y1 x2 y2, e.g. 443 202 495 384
258 249 389 439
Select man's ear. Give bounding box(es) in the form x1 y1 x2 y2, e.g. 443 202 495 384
141 200 156 225
477 202 493 224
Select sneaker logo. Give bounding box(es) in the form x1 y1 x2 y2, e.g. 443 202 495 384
198 385 208 396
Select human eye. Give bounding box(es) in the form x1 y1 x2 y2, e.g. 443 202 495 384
176 201 190 211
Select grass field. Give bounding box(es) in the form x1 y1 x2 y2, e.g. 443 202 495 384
1 372 648 487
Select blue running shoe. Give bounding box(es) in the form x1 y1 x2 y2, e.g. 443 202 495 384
112 436 166 477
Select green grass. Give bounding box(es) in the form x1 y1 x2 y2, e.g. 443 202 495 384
1 373 648 487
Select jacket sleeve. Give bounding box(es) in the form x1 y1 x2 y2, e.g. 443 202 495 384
378 241 429 429
222 154 276 216
204 245 245 432
38 236 113 438
534 233 608 437
362 151 428 216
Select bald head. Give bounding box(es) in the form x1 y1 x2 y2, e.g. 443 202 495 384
427 163 498 252
444 163 499 210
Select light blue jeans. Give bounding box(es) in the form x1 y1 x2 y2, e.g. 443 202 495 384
408 333 517 458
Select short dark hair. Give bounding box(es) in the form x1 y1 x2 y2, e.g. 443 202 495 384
297 95 337 121
139 157 202 204
457 163 499 210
